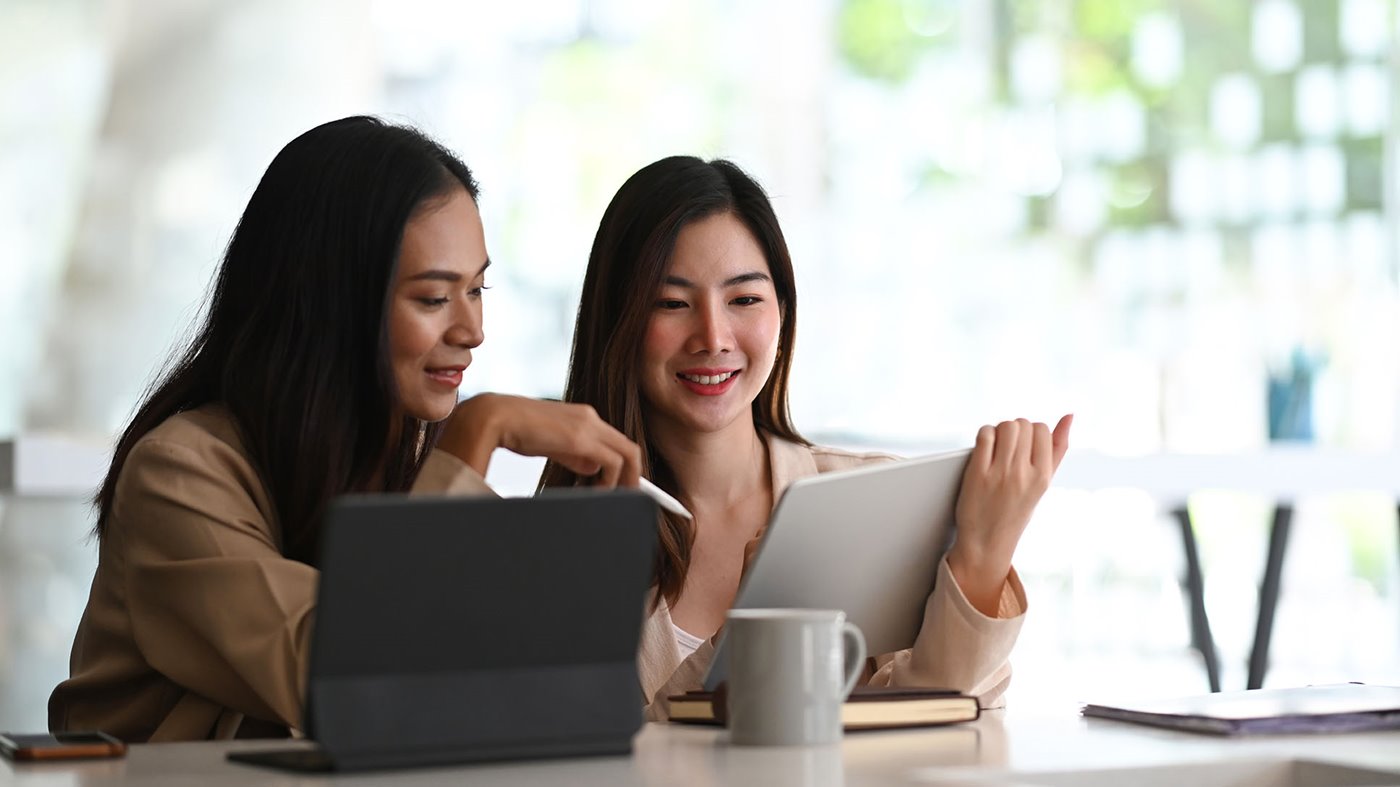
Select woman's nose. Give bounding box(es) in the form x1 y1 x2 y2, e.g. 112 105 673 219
447 302 484 349
687 302 732 354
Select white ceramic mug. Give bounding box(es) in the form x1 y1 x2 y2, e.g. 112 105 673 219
725 608 867 746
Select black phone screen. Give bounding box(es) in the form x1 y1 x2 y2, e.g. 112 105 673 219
5 733 112 747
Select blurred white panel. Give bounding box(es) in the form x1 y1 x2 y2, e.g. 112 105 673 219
1343 211 1387 283
1092 229 1138 303
1296 65 1342 140
1010 34 1061 102
1054 167 1106 235
1098 91 1146 163
1180 228 1224 297
993 107 1061 196
1086 352 1164 453
1169 149 1217 225
1162 339 1270 452
1254 144 1298 220
1343 62 1388 137
1131 11 1183 88
1300 219 1343 285
1056 96 1100 163
1252 222 1301 291
1218 153 1256 224
1252 0 1303 73
1340 0 1390 58
1211 73 1262 149
1299 144 1346 216
1141 224 1184 297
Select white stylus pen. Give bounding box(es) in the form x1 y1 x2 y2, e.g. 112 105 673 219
638 477 694 520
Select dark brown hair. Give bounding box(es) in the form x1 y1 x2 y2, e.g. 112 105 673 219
94 116 480 565
540 156 807 605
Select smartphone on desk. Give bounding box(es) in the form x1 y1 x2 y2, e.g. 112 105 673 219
0 731 126 762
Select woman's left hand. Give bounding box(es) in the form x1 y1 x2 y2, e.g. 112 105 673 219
948 414 1072 616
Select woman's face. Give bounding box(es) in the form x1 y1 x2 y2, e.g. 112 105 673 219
387 187 489 422
640 211 782 438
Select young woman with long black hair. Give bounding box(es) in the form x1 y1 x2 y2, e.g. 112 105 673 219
543 156 1071 719
49 116 640 742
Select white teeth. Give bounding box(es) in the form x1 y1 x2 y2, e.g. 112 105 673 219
681 371 736 385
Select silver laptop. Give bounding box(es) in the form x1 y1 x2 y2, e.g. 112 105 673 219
704 448 970 690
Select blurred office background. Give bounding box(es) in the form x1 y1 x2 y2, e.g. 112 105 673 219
2 0 1398 731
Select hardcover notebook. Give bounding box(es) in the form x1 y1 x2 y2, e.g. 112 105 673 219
668 685 979 731
1080 683 1400 736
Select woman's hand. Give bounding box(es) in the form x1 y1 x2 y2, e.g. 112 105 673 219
435 394 642 488
948 414 1072 616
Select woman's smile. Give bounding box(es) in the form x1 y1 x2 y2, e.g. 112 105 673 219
676 367 741 396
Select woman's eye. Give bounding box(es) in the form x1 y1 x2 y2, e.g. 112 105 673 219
657 299 687 310
417 297 449 307
732 296 762 306
469 285 492 298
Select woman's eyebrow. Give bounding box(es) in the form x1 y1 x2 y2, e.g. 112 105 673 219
407 270 461 282
724 272 771 286
663 271 771 287
406 258 491 282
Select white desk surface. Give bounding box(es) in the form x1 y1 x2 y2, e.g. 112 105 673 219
8 434 1400 501
5 711 1399 787
1053 447 1400 501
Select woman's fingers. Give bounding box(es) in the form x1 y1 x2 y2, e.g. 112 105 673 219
993 420 1020 468
556 456 604 478
575 423 641 489
954 413 1069 584
975 416 1070 475
1051 413 1073 470
1031 420 1052 471
439 395 644 485
972 424 996 472
575 424 642 489
477 397 643 486
605 430 642 488
567 408 641 489
1014 418 1034 468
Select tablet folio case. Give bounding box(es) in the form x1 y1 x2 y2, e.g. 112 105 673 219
304 492 657 770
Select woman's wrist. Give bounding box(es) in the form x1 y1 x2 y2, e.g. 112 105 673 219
438 394 504 476
946 543 1011 617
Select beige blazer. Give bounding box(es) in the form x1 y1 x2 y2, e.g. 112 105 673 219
47 405 493 742
635 435 1027 721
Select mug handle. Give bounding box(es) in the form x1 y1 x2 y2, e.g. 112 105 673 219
839 622 867 699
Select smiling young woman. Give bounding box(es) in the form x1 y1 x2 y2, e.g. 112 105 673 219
543 156 1071 720
48 116 641 743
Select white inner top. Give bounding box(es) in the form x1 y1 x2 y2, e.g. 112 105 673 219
672 622 706 660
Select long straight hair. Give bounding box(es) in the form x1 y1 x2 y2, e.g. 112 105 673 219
540 156 807 605
93 116 480 565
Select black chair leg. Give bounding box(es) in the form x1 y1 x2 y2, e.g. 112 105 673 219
1247 504 1293 691
1173 506 1221 693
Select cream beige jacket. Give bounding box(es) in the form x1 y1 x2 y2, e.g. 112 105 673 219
48 405 493 742
635 436 1027 721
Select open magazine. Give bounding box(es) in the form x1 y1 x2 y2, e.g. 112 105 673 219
1081 683 1400 735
